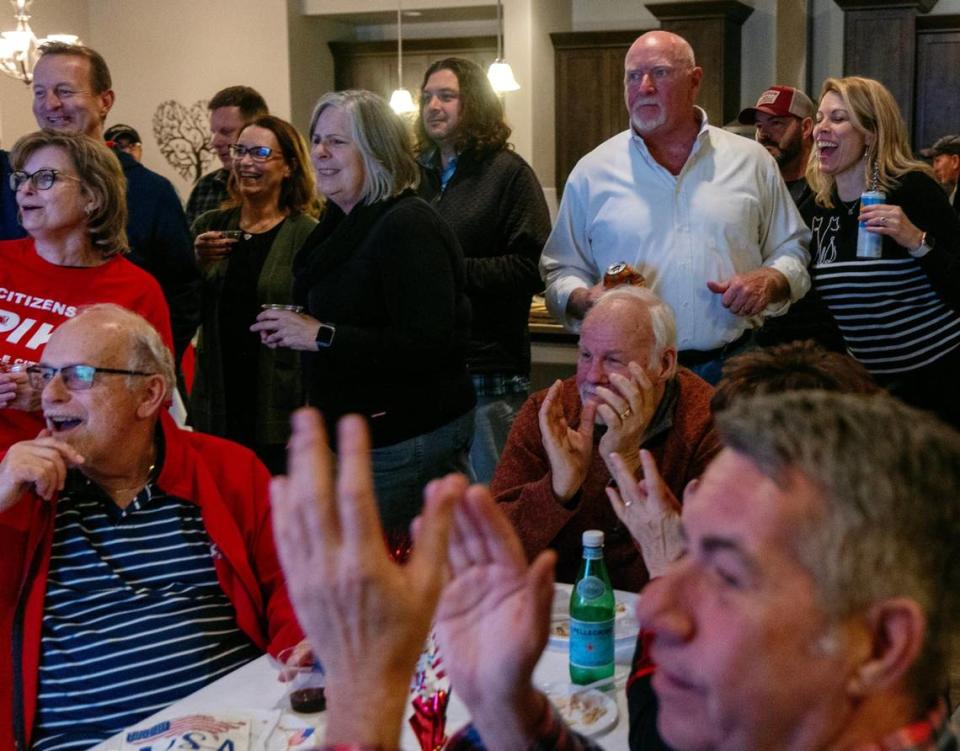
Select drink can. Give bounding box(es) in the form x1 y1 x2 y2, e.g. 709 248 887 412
857 190 885 259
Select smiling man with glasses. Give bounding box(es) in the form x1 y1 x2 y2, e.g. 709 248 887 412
0 303 303 750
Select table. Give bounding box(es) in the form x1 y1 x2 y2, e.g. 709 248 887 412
91 634 634 751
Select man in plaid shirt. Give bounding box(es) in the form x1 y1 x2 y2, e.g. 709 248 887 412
272 392 960 751
185 85 267 228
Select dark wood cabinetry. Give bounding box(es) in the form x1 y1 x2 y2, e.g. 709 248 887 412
329 37 497 102
835 0 960 150
550 30 643 193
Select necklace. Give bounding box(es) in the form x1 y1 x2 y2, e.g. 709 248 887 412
840 197 860 215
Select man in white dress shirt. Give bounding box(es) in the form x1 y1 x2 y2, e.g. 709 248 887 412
541 31 810 383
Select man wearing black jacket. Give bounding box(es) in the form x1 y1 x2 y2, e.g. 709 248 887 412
26 42 200 363
416 57 551 482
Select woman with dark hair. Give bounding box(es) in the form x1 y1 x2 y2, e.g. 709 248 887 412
191 115 320 471
253 90 475 533
0 130 172 450
414 57 550 483
805 76 960 427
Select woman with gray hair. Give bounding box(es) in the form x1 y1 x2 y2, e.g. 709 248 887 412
0 130 173 451
252 90 475 534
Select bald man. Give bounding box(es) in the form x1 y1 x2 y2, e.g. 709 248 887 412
541 31 811 384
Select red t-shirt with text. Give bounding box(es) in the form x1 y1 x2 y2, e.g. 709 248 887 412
0 237 174 450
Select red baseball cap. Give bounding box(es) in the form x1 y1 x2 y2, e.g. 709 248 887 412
738 86 815 124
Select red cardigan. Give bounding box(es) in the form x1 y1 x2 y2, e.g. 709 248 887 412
0 412 303 748
491 369 720 592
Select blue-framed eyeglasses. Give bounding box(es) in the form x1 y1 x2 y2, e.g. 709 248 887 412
229 144 277 162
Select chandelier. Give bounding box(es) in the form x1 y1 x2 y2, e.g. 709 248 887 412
0 0 80 84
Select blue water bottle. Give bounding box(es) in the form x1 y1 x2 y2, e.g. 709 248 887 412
857 190 885 259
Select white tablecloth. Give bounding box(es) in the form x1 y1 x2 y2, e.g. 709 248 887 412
91 639 633 751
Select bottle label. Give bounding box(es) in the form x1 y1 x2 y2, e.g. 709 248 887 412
576 575 606 600
569 617 614 667
583 546 603 560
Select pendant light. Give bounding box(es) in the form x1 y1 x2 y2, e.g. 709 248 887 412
487 0 519 93
389 1 417 114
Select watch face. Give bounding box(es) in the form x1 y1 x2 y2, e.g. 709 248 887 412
316 323 335 348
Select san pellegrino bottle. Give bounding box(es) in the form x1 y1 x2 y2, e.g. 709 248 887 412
569 529 615 684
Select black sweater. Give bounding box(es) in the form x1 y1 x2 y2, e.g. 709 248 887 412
293 192 475 447
418 148 551 376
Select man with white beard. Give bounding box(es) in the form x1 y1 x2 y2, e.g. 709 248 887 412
540 31 810 384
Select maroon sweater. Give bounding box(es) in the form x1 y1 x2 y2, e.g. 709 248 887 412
492 369 720 592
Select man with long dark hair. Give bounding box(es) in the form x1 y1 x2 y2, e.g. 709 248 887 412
416 57 551 483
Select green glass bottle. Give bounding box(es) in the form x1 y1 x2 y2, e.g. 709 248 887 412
569 529 615 684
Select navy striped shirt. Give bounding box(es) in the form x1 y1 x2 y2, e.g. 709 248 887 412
31 470 260 750
808 174 960 376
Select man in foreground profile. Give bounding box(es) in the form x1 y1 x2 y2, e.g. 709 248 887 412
272 390 960 750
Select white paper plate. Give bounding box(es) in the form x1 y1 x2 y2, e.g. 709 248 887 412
548 582 639 649
545 686 618 738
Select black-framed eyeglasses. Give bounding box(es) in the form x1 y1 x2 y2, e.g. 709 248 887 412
229 144 277 162
9 169 83 192
27 364 156 391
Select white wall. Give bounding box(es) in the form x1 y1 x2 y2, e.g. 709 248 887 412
0 0 90 146
87 0 293 197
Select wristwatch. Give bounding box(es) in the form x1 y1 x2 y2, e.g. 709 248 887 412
315 322 336 349
910 231 935 258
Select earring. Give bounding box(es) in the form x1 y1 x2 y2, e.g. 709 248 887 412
84 204 94 216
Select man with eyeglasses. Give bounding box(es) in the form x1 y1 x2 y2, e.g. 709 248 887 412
415 57 551 483
0 303 302 750
16 41 200 364
185 85 268 228
540 31 811 385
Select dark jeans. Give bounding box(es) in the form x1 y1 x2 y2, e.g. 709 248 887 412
371 408 475 532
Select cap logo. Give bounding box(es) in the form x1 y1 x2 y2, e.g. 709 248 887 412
757 90 781 106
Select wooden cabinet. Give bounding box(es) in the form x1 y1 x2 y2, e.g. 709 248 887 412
834 1 960 151
329 37 497 102
915 16 960 151
551 31 643 193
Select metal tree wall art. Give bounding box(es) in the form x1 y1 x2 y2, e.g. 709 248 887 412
153 99 215 184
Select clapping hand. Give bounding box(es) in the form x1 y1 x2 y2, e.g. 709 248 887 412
606 449 684 578
538 379 596 502
434 484 557 750
270 408 459 747
595 361 658 473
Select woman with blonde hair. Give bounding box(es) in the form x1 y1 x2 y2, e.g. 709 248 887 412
253 90 475 533
0 130 172 449
806 75 960 427
191 115 319 472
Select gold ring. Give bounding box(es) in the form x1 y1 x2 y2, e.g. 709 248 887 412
620 407 632 420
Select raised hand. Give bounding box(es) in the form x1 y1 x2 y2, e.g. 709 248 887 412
606 449 683 578
270 408 458 747
538 379 596 502
595 361 659 471
434 484 557 750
